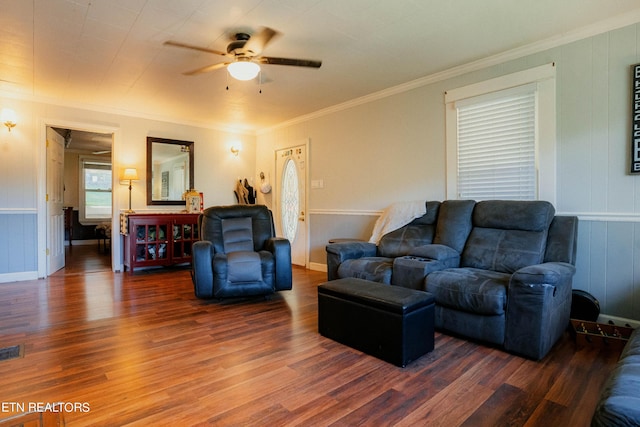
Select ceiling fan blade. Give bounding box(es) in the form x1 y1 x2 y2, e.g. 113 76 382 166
243 27 279 56
183 62 230 76
259 57 322 68
164 40 227 57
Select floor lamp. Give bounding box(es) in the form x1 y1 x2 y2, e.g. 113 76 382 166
120 168 139 213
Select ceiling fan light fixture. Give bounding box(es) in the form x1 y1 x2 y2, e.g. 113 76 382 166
227 61 260 81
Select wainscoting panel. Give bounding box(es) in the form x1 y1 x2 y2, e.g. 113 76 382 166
0 210 37 280
567 217 639 321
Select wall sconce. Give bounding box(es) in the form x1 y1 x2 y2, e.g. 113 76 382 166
230 146 240 156
1 108 17 132
120 168 139 213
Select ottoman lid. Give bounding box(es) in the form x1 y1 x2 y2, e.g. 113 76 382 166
318 278 434 314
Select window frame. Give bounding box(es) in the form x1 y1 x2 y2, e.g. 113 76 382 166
445 63 557 203
79 155 113 225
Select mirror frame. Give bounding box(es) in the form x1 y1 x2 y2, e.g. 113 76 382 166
146 136 194 206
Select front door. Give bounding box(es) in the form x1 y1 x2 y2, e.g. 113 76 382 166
46 127 65 274
275 143 308 267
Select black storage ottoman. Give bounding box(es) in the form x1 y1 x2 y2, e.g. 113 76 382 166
318 277 435 367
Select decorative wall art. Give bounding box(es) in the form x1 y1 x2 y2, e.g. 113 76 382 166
631 63 640 174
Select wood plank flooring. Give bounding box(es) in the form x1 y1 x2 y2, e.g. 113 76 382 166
0 245 621 426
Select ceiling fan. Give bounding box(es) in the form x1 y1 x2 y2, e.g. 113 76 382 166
164 27 322 81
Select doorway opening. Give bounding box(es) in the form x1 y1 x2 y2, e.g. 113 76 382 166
47 126 114 275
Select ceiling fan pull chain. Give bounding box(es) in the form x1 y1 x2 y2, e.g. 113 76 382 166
259 70 262 94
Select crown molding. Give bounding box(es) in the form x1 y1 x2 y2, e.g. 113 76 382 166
259 9 640 135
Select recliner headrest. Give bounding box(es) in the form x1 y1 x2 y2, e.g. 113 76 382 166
472 200 555 231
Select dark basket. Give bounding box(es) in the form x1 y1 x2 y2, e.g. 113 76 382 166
570 289 600 321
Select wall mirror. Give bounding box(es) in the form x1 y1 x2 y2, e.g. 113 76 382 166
146 137 194 205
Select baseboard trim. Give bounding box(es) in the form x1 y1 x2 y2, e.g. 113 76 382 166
309 262 327 273
66 239 103 246
0 271 38 284
597 314 640 329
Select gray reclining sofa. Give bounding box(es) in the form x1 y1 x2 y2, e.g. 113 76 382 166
326 200 578 360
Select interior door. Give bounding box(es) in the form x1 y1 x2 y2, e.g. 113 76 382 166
46 127 65 274
275 144 307 267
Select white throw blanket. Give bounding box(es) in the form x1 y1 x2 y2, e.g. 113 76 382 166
369 200 427 244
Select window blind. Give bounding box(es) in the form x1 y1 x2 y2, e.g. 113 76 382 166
80 158 112 222
456 85 537 200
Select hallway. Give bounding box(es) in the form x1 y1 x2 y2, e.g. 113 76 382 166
59 243 111 276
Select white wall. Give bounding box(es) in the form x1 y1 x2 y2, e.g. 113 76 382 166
257 23 640 321
0 97 256 280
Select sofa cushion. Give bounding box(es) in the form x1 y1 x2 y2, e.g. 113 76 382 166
461 200 555 274
425 267 509 316
433 199 475 252
338 257 393 284
462 228 549 273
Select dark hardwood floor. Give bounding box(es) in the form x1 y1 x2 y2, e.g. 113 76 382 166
0 246 620 426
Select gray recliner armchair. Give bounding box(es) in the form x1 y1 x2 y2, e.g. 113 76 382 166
191 205 292 299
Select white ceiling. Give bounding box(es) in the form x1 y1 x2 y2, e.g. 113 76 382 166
3 0 640 133
51 127 112 154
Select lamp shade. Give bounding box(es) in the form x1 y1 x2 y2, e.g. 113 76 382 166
228 61 260 81
1 108 17 124
1 108 17 131
121 168 139 181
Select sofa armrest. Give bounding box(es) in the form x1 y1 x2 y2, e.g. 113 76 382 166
326 241 377 280
409 244 460 268
389 244 460 289
504 262 576 360
266 237 292 291
192 240 214 299
592 328 640 427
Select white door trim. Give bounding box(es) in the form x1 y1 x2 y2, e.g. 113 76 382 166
37 118 121 277
46 127 65 275
274 139 310 268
